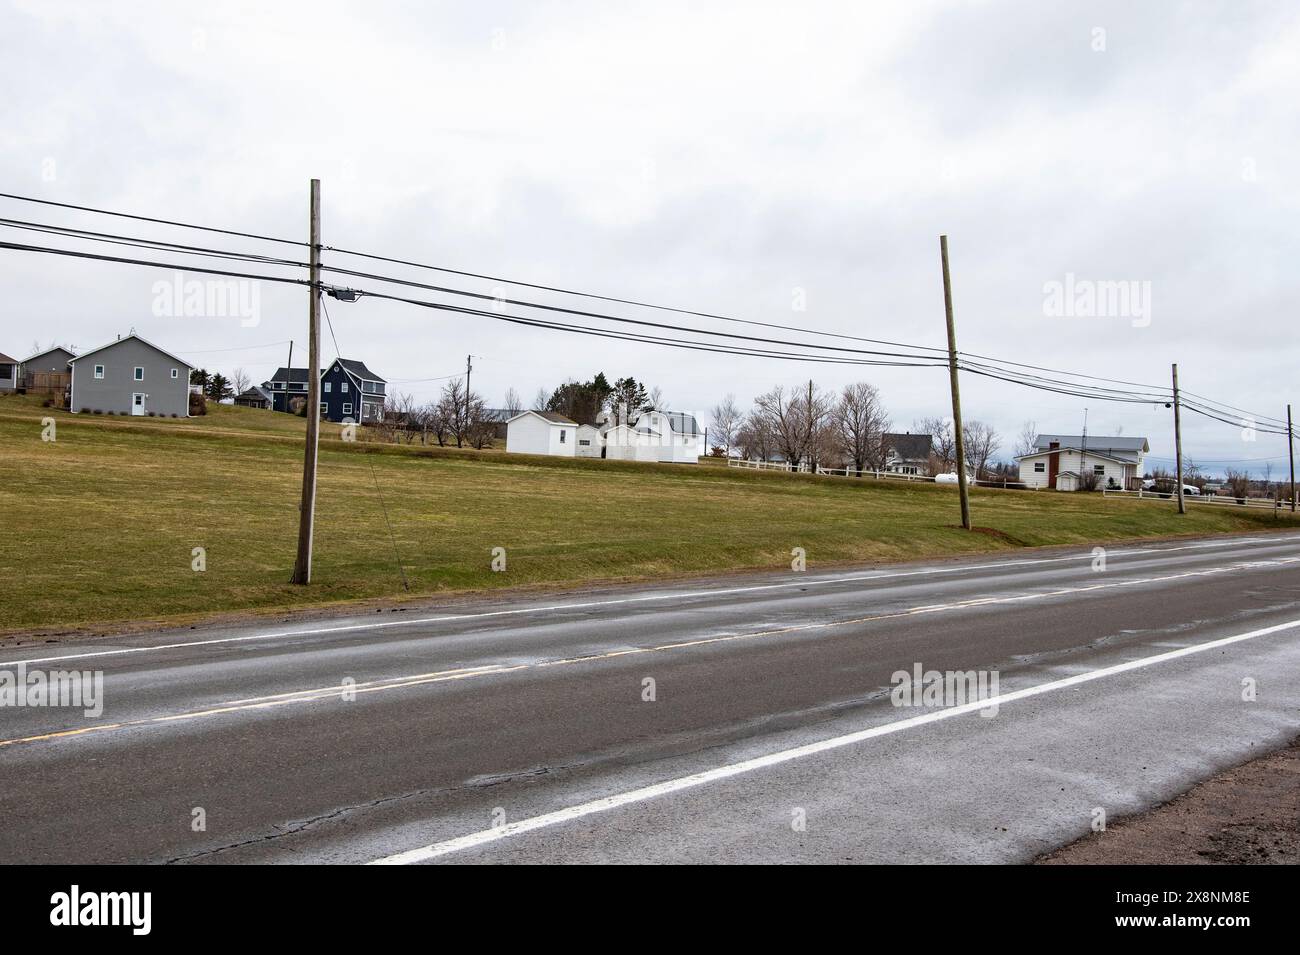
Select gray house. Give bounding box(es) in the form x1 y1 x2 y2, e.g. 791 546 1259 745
19 345 76 394
69 334 193 417
0 351 17 393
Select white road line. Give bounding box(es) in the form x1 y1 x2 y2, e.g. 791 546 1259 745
2 535 1294 668
369 615 1300 864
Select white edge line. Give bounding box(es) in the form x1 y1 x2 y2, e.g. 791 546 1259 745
367 615 1300 864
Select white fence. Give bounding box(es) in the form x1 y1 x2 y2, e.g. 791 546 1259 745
1102 488 1293 510
725 458 1022 488
727 458 933 482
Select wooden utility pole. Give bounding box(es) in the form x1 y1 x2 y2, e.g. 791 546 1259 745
465 354 472 422
283 340 293 412
1288 403 1296 512
291 179 322 585
1172 362 1186 515
940 235 971 530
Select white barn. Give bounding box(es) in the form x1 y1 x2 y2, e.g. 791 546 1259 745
505 410 578 456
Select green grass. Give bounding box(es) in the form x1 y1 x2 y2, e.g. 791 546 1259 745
2 392 1295 636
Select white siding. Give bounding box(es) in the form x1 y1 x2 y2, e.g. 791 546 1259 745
574 424 602 458
505 412 576 456
1019 449 1133 490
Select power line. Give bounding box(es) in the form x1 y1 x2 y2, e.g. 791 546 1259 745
0 191 306 248
321 245 953 356
320 262 946 363
0 216 309 269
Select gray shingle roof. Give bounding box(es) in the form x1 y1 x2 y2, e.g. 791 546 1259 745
338 358 385 383
1034 434 1149 453
883 432 933 460
269 366 310 384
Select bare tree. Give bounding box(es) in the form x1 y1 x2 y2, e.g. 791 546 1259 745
646 386 666 411
503 387 523 417
710 394 743 457
437 378 488 448
735 411 774 462
230 367 251 395
834 382 890 475
1015 420 1038 458
755 381 833 470
917 416 956 471
531 387 549 411
963 420 1000 480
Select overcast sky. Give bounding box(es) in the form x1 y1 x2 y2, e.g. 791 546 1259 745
3 1 1297 474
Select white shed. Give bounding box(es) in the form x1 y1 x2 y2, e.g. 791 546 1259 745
505 410 578 456
574 423 602 458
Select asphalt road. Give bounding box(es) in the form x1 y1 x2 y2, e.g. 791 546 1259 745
3 531 1300 864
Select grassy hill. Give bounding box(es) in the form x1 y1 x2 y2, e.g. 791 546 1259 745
2 393 1294 636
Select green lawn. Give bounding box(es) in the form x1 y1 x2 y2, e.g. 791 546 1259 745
2 393 1295 636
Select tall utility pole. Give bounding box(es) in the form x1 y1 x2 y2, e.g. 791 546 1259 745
939 235 971 530
1171 362 1186 516
1288 403 1296 512
283 340 293 413
291 179 322 585
465 354 472 422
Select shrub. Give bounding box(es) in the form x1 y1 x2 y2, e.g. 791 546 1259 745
93 409 102 415
189 393 208 416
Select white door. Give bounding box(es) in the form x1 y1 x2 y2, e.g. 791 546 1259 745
131 393 146 416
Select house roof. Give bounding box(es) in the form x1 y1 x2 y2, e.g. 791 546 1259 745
1033 434 1149 453
237 385 273 402
883 432 933 460
638 411 699 435
507 409 577 425
22 345 76 365
269 367 310 384
337 358 385 383
0 352 16 364
67 333 193 370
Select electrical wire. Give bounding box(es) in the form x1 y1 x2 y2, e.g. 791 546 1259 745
0 191 306 247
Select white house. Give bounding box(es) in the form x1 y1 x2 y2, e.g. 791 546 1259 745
639 411 702 463
574 423 603 458
505 410 578 456
1017 434 1148 490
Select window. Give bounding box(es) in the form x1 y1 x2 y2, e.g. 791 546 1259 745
342 403 352 415
579 439 591 446
1093 464 1105 475
560 430 566 443
171 368 178 379
134 367 144 381
321 403 328 416
341 381 349 393
324 382 331 393
94 364 105 379
1034 462 1046 473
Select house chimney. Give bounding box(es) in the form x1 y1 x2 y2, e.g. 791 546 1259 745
1049 440 1060 450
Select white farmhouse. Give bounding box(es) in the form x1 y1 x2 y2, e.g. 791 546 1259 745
505 410 578 456
1016 434 1148 490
